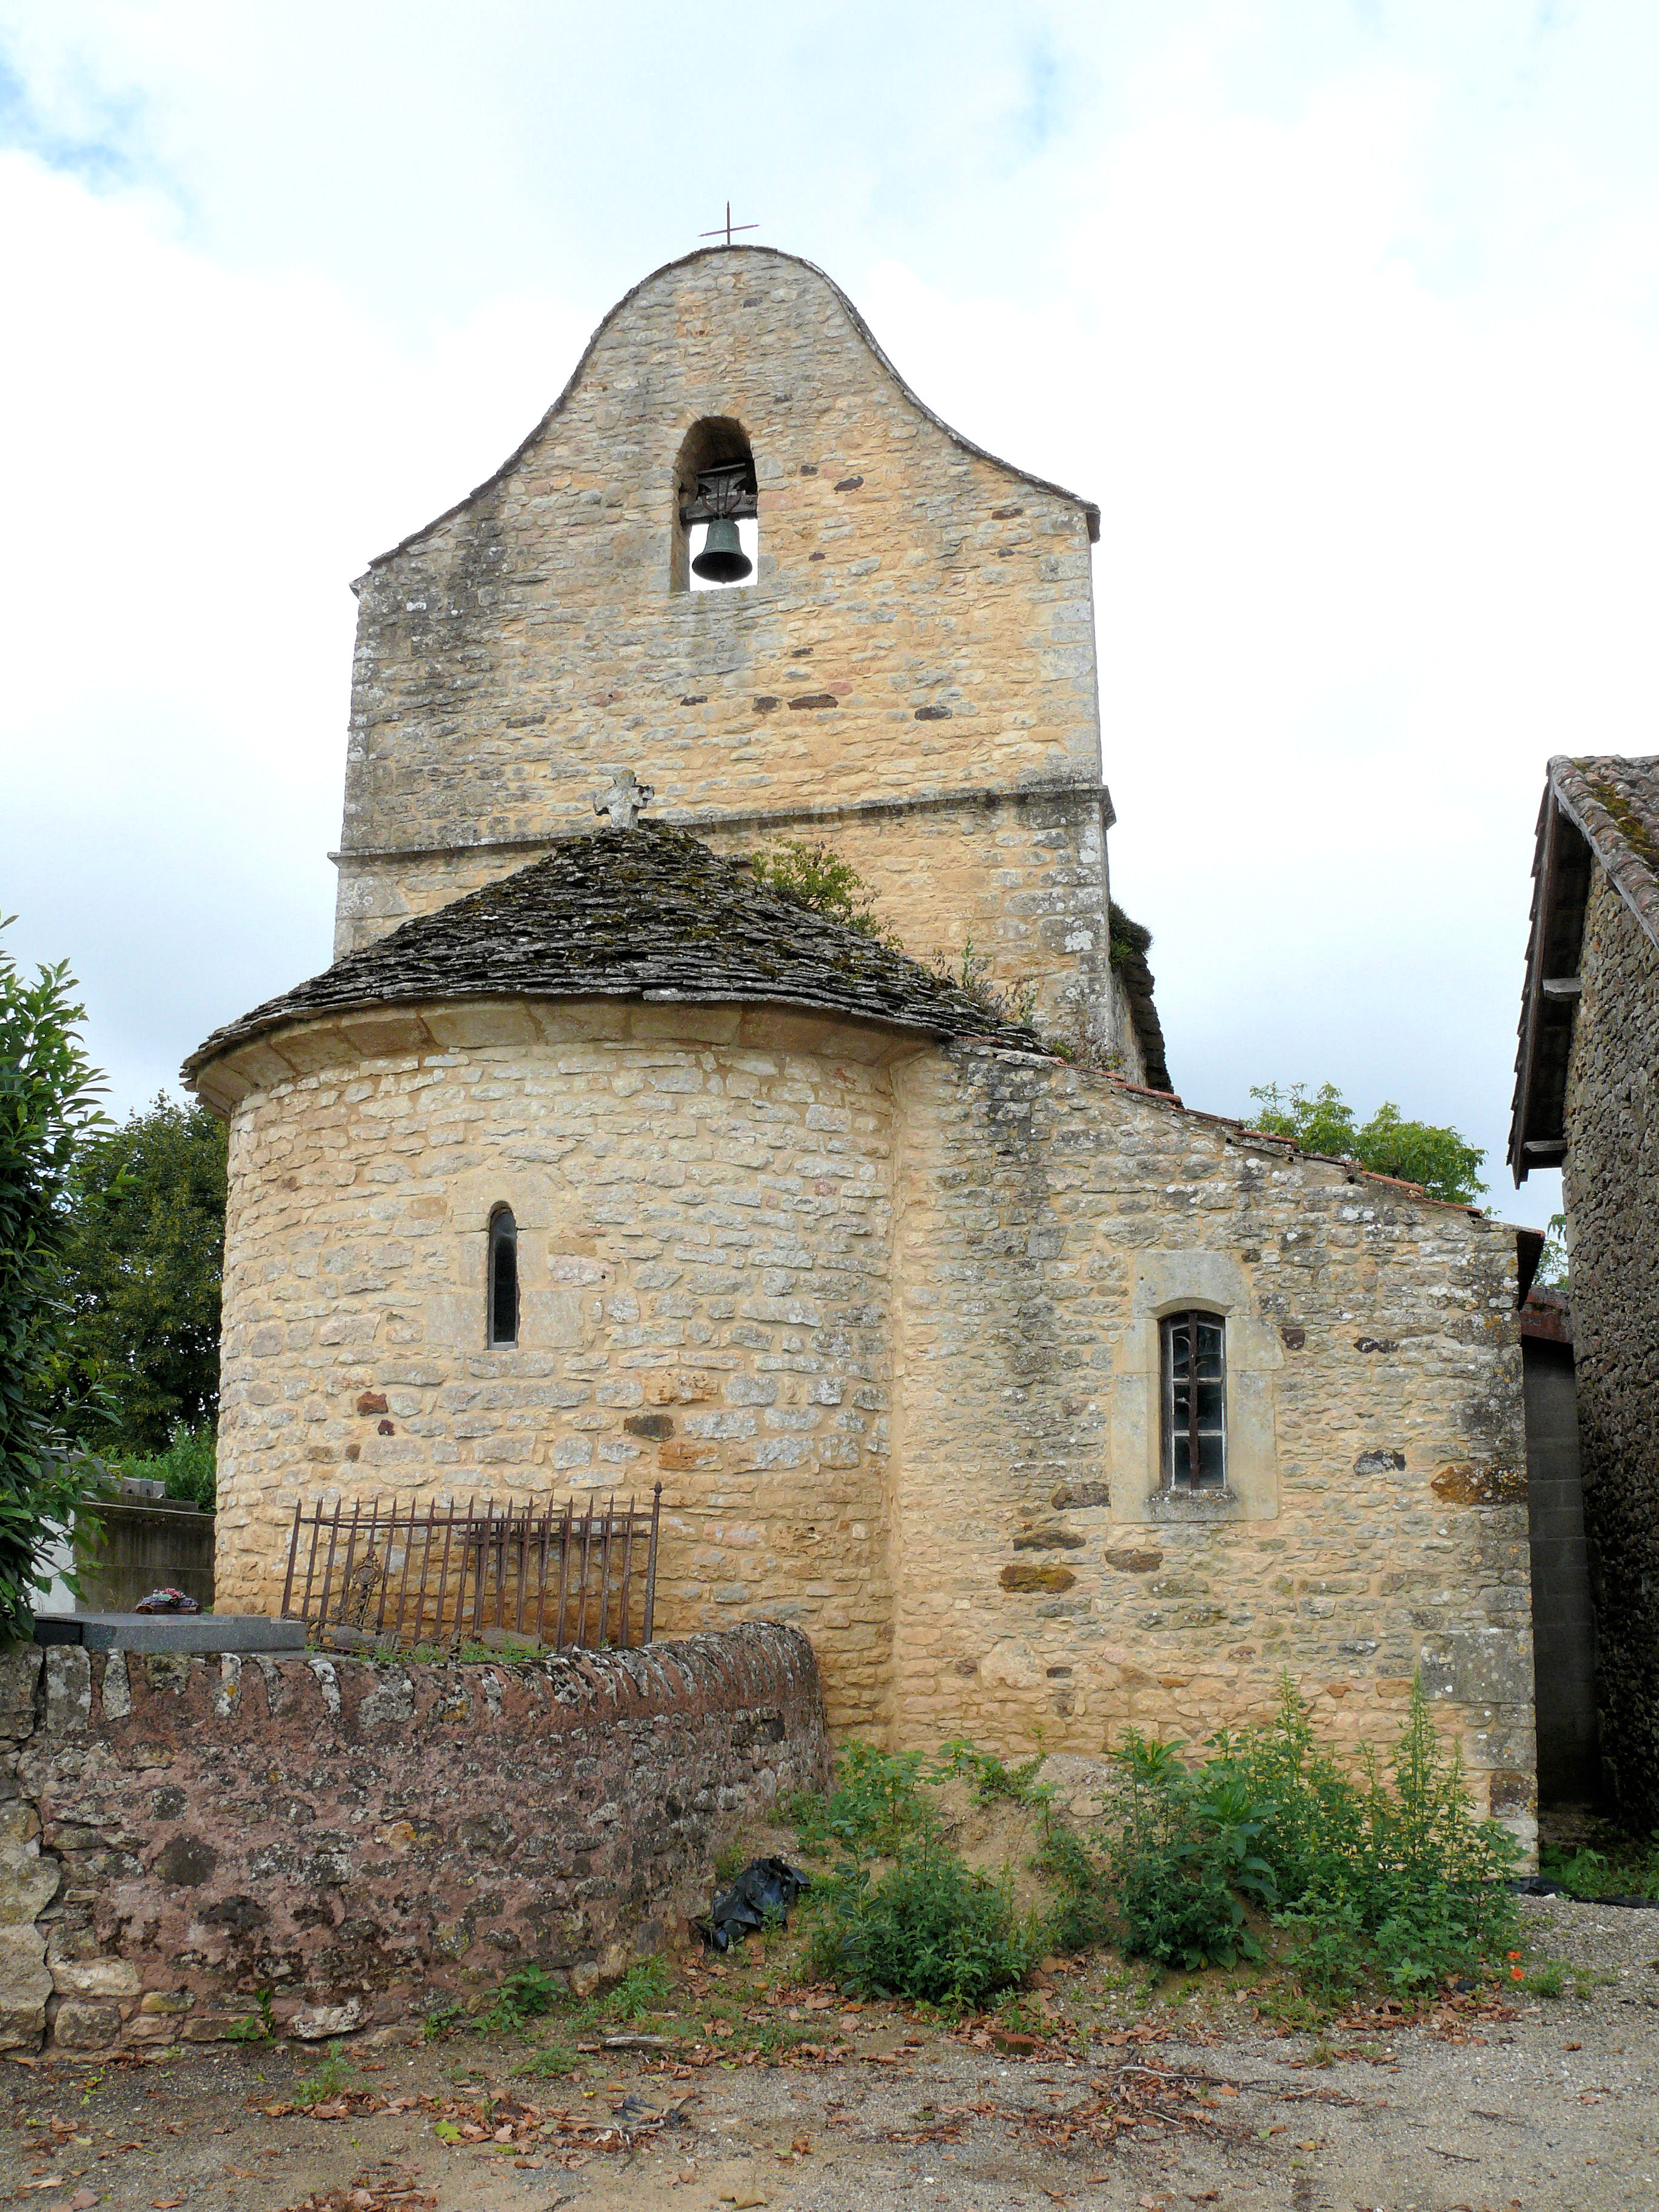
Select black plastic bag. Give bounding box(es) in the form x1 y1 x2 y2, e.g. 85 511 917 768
698 1855 811 1951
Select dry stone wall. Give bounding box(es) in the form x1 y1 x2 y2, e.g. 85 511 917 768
1562 866 1659 1828
888 1048 1534 1839
212 1001 902 1734
334 247 1114 1042
0 1623 825 2055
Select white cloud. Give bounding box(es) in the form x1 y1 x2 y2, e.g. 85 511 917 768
0 150 592 1104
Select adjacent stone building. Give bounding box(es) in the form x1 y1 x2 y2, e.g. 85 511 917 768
1510 754 1659 1826
187 246 1533 1835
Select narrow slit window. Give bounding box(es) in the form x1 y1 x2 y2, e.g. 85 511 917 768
488 1206 519 1349
1161 1310 1226 1489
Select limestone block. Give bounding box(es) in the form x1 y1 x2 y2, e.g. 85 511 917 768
52 2000 121 2050
51 1956 141 1998
289 1996 365 2040
0 1649 40 1746
0 1923 51 2049
44 1646 91 1733
0 1838 59 1923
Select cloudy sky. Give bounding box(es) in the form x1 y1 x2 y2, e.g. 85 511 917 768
5 2 1657 1227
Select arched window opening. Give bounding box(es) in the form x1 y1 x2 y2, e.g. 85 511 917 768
488 1206 519 1349
672 417 758 594
1161 1310 1225 1489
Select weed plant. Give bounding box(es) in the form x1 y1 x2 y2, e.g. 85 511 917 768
806 1835 1039 2011
1540 1831 1659 1902
1034 1825 1118 1953
292 2041 354 2106
785 1741 939 1859
480 1964 562 2034
225 1988 276 2043
1096 1677 1521 2001
1104 1732 1278 1972
599 1955 674 2021
512 2040 582 2077
936 1739 1052 1809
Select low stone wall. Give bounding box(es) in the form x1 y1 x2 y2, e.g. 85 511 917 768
0 1621 826 2054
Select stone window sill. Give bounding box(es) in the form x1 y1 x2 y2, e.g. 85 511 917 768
1145 1486 1246 1524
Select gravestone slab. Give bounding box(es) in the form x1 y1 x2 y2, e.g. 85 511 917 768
33 1614 306 1654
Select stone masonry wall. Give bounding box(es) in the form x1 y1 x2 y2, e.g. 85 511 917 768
0 1623 826 2055
333 247 1115 1042
212 1001 902 1734
1562 865 1659 1828
887 1047 1534 1841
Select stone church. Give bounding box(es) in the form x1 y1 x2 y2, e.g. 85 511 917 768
186 246 1535 1842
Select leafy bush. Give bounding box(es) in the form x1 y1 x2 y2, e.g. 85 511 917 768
1102 1677 1521 1999
1034 1823 1117 1953
936 1738 1051 1809
115 1421 216 1510
1104 1731 1276 1971
56 1094 226 1455
806 1837 1038 2011
0 927 113 1635
786 1740 938 1859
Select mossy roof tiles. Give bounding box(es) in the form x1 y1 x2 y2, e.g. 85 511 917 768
183 823 1052 1082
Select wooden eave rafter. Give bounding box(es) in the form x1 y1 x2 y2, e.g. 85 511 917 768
1507 756 1659 1185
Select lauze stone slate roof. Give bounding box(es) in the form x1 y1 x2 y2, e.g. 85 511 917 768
1509 753 1659 1182
183 824 1053 1081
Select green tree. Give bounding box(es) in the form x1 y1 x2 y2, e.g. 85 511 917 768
1247 1082 1486 1206
1534 1211 1569 1289
58 1095 227 1457
0 925 112 1635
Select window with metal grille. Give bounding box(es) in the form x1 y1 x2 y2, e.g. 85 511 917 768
488 1205 519 1348
1161 1310 1226 1489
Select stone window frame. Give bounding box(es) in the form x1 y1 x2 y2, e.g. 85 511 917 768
1108 1252 1281 1524
487 1203 520 1349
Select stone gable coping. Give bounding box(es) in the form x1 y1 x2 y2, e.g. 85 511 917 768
946 1045 1496 1221
359 244 1100 583
183 822 1053 1088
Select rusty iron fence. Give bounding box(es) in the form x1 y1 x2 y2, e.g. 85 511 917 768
279 1486 663 1653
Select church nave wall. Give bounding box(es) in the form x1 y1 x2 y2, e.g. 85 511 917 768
888 1048 1536 1850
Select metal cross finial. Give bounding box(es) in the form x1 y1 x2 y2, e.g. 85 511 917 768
592 768 655 831
699 201 759 248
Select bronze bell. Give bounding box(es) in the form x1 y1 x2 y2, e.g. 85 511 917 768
692 515 752 584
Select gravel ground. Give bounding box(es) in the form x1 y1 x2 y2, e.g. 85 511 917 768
0 1899 1654 2212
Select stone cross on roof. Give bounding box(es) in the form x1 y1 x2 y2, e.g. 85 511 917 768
592 769 655 831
